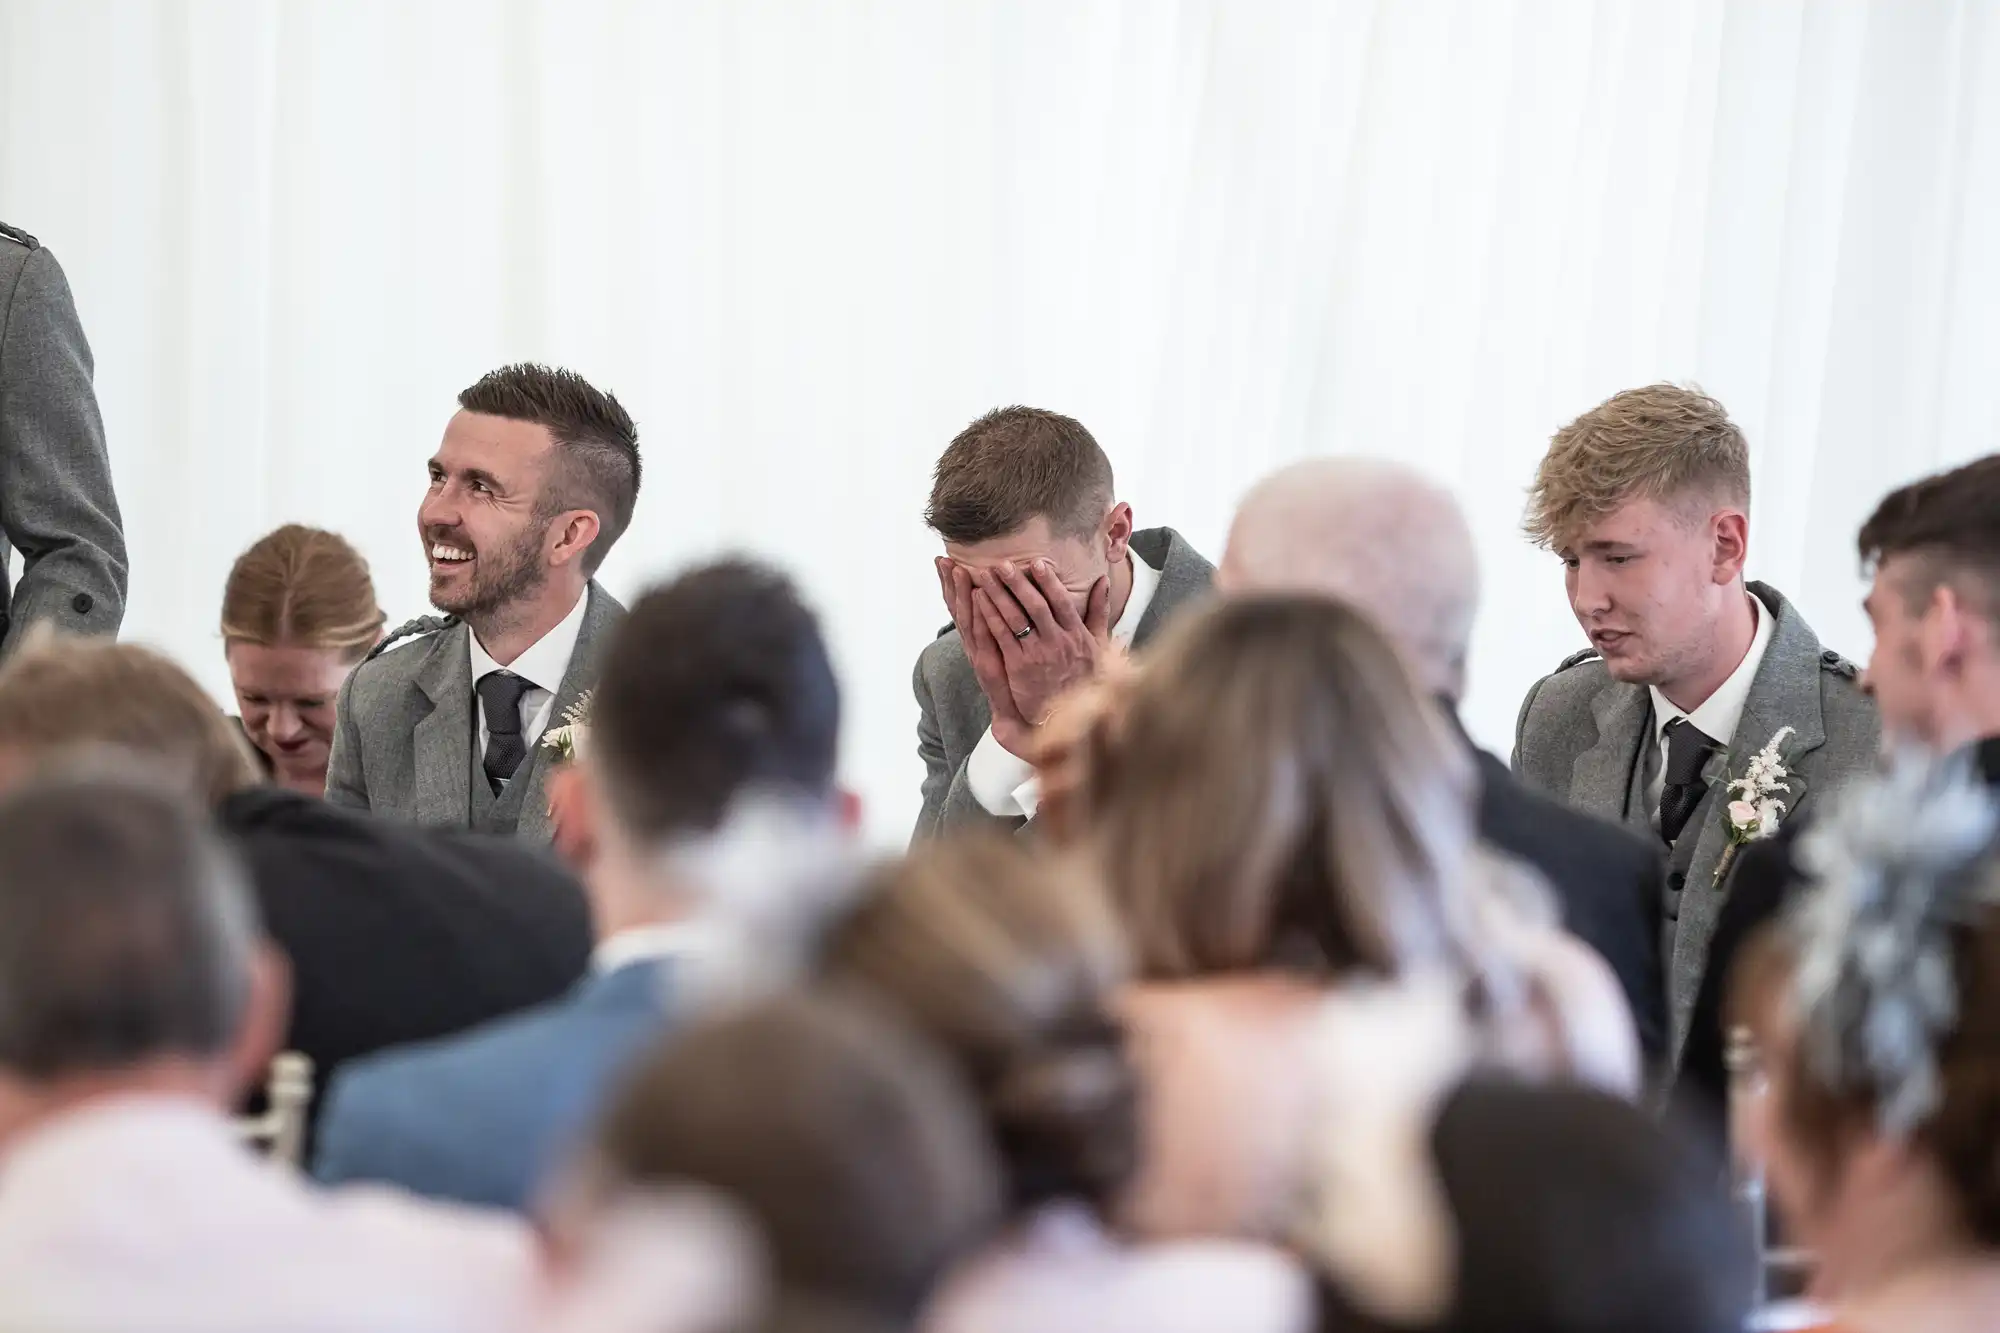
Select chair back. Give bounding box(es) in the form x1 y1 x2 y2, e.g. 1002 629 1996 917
234 1051 315 1168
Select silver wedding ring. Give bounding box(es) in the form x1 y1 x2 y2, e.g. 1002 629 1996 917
1013 624 1033 640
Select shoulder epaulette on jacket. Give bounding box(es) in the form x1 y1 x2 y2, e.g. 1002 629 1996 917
364 614 458 664
1555 647 1602 672
0 221 40 250
1818 648 1861 681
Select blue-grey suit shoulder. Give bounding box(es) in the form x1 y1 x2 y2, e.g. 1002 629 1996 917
313 961 673 1214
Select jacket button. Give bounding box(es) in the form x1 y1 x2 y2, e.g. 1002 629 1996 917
71 593 93 616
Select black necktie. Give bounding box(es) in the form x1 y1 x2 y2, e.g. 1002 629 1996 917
1659 717 1719 846
477 671 534 795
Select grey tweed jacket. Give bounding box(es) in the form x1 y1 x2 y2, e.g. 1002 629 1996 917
0 225 127 648
912 526 1214 841
325 583 624 845
1512 581 1878 1066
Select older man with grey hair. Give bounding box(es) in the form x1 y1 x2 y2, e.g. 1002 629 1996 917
1219 458 1666 1059
0 765 532 1333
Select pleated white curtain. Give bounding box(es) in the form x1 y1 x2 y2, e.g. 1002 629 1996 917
1 0 1995 843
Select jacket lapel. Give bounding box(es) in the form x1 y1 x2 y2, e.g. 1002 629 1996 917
1569 683 1652 826
514 582 626 845
411 624 474 827
1128 527 1215 646
1667 583 1828 1059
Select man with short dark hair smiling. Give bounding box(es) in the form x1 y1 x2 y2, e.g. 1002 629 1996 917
326 363 641 842
913 406 1212 838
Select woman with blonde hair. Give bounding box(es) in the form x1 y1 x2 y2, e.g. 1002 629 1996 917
1036 595 1636 1241
220 524 384 796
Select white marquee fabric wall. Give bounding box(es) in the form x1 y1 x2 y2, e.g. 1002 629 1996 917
1 0 1995 844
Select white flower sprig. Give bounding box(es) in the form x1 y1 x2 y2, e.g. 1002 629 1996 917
1715 724 1796 887
540 690 593 763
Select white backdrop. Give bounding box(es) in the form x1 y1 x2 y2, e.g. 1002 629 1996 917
1 0 1995 845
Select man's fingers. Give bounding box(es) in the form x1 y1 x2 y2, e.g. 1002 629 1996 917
972 570 1032 640
948 566 979 636
998 562 1059 635
973 588 1030 670
1085 576 1112 641
1032 561 1086 634
936 558 957 615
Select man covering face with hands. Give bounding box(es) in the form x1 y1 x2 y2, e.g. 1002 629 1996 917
911 406 1213 838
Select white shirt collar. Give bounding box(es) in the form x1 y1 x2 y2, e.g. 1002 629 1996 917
590 919 715 977
1111 547 1161 643
1648 591 1774 750
468 587 590 694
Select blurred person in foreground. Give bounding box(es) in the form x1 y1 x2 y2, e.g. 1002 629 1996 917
317 559 853 1213
1512 384 1877 1069
328 363 639 842
1728 758 2000 1333
1218 457 1667 1062
222 524 386 795
1035 596 1638 1244
822 835 1314 1333
0 635 591 1146
1679 454 2000 1140
0 222 127 649
913 406 1212 838
541 991 1002 1333
1301 1076 1749 1333
0 767 530 1333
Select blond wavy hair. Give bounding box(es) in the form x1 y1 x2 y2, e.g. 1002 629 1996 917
1523 383 1750 550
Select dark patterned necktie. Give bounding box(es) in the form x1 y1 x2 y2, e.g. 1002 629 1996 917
1659 717 1720 846
477 671 534 795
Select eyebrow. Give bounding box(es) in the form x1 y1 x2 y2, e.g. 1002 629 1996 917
1579 539 1642 555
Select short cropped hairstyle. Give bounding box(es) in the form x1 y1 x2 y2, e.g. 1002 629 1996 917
925 407 1115 544
592 559 840 845
221 524 385 661
1856 453 2000 618
0 635 259 808
590 992 1001 1324
459 362 642 575
0 767 260 1078
1524 383 1750 550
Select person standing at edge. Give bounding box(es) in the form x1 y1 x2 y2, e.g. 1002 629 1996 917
913 406 1212 839
325 363 640 843
1511 384 1877 1068
0 222 127 649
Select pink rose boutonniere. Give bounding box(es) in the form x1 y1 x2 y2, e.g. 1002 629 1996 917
1715 724 1796 888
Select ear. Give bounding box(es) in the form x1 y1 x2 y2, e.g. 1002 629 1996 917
546 509 605 572
834 786 864 833
1920 582 1969 678
225 944 292 1103
1102 502 1134 565
549 760 600 875
1711 509 1750 584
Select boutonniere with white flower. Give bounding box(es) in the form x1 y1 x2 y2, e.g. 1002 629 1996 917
540 691 593 763
1715 724 1796 886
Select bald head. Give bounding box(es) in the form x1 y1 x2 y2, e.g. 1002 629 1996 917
1218 459 1481 701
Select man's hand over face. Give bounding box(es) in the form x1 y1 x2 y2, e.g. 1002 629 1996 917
936 557 1113 760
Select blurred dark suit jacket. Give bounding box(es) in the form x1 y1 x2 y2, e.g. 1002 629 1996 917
217 786 594 1146
1471 743 1667 1062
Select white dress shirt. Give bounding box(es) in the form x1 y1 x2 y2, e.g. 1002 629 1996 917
589 918 716 978
1644 592 1774 821
470 589 590 759
966 551 1162 819
0 1094 535 1333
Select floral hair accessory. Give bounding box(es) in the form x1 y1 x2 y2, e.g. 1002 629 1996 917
1787 751 2000 1137
541 690 592 762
